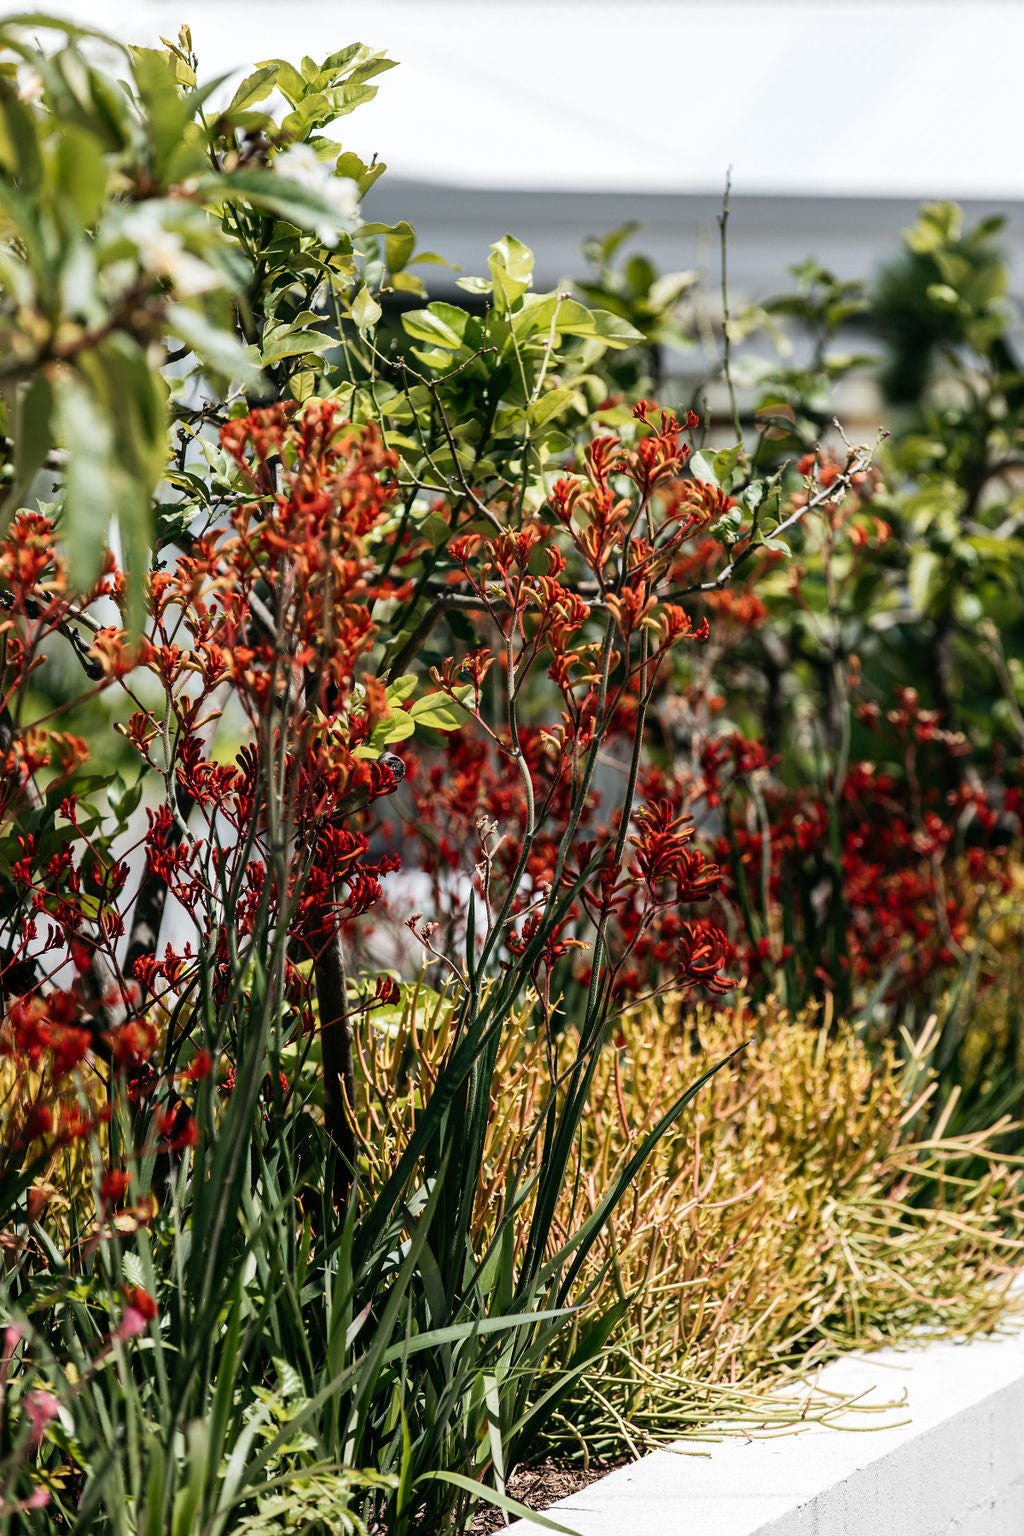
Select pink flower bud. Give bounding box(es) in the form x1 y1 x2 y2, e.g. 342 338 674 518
117 1307 147 1340
25 1388 59 1445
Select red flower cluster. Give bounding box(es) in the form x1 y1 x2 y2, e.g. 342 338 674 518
670 687 1015 1007
398 406 736 1003
1 402 410 1204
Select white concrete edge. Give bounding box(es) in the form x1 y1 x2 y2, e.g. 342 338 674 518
507 1314 1024 1535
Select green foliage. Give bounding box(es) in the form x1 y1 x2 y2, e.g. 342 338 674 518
709 200 1024 753
0 18 406 617
868 204 1024 743
574 200 1024 1139
741 258 874 448
873 200 1012 402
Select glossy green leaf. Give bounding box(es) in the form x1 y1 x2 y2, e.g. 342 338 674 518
130 46 196 178
385 674 419 705
390 270 427 298
257 56 306 104
690 451 719 487
587 307 645 347
514 294 643 350
384 220 416 273
351 285 382 336
108 773 144 823
407 687 474 731
488 234 534 309
528 387 578 430
260 322 337 364
380 712 417 744
401 303 475 351
338 150 387 196
713 442 744 483
227 63 278 113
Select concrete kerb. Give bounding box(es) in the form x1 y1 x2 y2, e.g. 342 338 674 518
506 1318 1024 1536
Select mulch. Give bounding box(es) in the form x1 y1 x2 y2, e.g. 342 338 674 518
466 1458 631 1533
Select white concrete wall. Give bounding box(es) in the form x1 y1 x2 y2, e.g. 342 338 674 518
507 1318 1024 1535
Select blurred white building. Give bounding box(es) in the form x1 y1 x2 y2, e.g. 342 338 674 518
28 0 1024 301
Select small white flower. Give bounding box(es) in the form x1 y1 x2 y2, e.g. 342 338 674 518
17 67 43 103
274 143 360 248
121 206 221 297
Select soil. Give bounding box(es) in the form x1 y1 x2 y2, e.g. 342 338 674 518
466 1458 631 1533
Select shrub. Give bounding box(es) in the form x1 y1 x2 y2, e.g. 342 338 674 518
356 987 1024 1457
575 213 1024 1119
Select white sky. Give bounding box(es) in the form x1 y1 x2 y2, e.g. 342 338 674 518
11 1 1024 200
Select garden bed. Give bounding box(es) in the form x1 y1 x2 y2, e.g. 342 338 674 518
4 18 1024 1536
